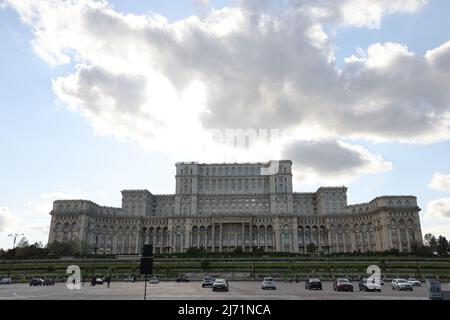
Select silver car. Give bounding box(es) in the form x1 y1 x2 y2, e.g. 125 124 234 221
0 278 12 285
407 278 421 287
261 277 277 290
149 277 160 284
391 279 413 291
202 277 215 287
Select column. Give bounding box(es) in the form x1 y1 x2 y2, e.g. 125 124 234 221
351 233 356 252
219 223 223 252
112 233 118 254
274 224 281 252
241 223 245 251
169 230 173 254
249 224 253 251
212 224 215 253
359 233 363 252
135 231 141 254
184 225 191 250
397 229 402 252
265 228 268 252
292 220 299 253
406 229 411 252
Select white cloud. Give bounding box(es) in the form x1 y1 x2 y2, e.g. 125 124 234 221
428 172 450 193
427 198 450 219
4 0 449 182
0 207 21 233
193 0 209 7
300 0 427 29
422 225 450 239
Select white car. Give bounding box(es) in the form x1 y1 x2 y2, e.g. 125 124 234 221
149 277 160 284
261 277 277 290
0 278 12 285
407 278 421 287
359 278 382 292
391 279 413 291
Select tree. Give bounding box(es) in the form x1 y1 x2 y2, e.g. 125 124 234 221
17 237 29 248
411 241 432 256
47 240 78 257
425 234 438 253
200 259 210 271
437 236 449 256
186 247 200 255
233 247 244 254
306 243 317 254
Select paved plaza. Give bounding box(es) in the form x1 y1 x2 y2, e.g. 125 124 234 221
0 281 437 300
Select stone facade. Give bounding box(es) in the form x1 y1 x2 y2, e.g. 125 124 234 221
48 160 423 254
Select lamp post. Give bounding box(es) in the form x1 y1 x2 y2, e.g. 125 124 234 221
7 233 24 279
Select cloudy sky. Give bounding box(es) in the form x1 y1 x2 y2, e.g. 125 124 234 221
1 0 450 249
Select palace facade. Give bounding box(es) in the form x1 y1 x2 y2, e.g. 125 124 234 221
48 160 423 254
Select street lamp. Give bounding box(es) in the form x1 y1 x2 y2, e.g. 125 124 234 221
7 233 24 279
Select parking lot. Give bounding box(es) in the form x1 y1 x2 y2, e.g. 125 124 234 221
0 281 436 300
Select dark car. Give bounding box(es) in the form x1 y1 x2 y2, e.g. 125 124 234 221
305 278 322 290
43 278 55 286
30 278 44 286
333 278 354 292
212 279 229 292
176 277 190 283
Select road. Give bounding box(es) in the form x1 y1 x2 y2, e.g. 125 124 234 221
0 281 437 300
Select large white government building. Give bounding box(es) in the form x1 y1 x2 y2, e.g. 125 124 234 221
48 160 423 254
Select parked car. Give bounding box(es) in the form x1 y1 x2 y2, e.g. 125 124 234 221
202 276 215 287
43 278 55 286
391 279 413 291
305 278 322 290
95 278 104 285
407 278 422 287
30 278 45 286
124 276 136 283
261 277 277 290
149 277 160 284
359 278 381 292
333 278 354 292
212 279 229 292
176 277 190 283
0 278 12 285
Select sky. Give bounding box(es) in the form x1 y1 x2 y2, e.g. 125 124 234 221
1 0 450 249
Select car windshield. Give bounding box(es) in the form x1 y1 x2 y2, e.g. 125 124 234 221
310 278 320 282
398 280 408 283
264 278 274 282
215 279 225 284
338 279 350 283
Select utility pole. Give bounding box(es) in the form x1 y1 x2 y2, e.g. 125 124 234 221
7 233 24 279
